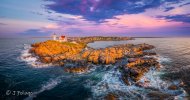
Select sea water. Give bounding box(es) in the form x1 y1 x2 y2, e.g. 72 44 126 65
0 38 190 99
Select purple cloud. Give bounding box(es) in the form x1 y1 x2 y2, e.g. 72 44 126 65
44 0 182 21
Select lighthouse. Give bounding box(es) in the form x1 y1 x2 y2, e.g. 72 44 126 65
52 33 57 40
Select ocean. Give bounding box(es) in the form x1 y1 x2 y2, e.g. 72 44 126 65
0 38 190 100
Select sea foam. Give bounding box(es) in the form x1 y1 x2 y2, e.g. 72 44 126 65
91 68 143 99
20 44 52 68
90 55 187 99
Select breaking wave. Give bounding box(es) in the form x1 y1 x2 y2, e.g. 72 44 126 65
20 44 52 68
90 56 187 99
91 69 142 99
157 55 172 63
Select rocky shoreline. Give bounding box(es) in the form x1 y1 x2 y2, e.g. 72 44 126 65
27 37 187 99
29 37 160 85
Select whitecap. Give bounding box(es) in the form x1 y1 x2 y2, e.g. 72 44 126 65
90 66 187 99
91 68 144 99
157 55 172 63
20 44 52 68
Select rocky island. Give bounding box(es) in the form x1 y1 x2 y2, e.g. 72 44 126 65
29 36 160 86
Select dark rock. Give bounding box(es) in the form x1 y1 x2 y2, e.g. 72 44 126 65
122 58 160 83
122 76 130 85
146 91 173 100
104 93 118 100
64 66 89 73
41 56 52 63
168 84 178 90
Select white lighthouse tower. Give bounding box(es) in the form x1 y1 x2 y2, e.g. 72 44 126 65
52 33 57 40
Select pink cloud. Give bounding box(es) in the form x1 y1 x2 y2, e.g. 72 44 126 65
44 24 60 29
104 14 183 28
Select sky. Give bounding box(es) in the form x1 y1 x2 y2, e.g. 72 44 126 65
0 0 190 37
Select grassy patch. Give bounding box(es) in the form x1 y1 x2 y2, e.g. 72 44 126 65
62 42 76 46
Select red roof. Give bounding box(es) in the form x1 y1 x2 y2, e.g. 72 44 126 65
60 36 65 38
